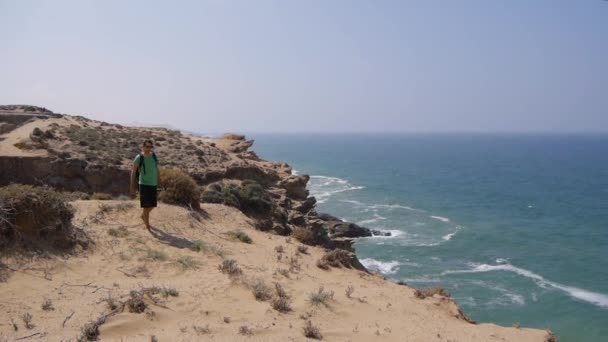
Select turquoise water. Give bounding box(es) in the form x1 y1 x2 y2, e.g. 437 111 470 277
251 133 608 342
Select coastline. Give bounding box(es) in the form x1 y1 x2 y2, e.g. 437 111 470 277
0 106 554 341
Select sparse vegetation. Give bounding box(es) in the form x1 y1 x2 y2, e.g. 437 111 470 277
41 298 54 311
271 296 292 313
345 285 355 298
158 168 201 209
144 249 168 261
251 279 273 301
0 184 88 249
193 324 211 335
276 268 290 278
226 230 252 244
297 245 309 255
274 245 285 253
303 320 322 340
108 226 129 237
309 286 334 306
238 325 253 335
219 259 242 276
127 290 147 313
201 180 271 215
21 312 34 329
176 256 199 270
414 287 451 299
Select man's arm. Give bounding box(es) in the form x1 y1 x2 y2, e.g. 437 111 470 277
130 163 138 194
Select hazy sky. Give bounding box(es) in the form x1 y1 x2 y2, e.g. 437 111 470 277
1 0 607 133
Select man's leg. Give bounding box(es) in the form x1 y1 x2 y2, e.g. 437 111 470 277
143 207 153 230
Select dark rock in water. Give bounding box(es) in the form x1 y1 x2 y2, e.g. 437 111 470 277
317 213 342 222
327 221 372 238
371 230 391 237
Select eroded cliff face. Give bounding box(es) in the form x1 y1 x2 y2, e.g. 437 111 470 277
0 108 382 257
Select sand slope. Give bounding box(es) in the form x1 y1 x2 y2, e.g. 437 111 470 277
0 200 551 341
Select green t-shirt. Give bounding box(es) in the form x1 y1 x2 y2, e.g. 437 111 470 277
133 154 158 186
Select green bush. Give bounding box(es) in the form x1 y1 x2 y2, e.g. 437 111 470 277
200 180 270 215
159 168 201 209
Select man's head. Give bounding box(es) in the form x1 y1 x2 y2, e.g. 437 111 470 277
142 140 154 151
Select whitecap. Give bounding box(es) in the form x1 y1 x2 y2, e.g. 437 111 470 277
308 175 365 203
442 232 457 241
369 204 425 212
443 262 608 309
291 169 299 176
430 215 450 223
339 199 365 206
360 258 401 275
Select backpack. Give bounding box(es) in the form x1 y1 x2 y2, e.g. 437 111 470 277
135 152 158 180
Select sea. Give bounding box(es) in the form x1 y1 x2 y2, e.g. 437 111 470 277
250 133 608 342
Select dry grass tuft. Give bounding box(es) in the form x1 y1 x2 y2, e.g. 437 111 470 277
21 312 34 329
345 285 355 298
226 230 252 244
219 259 242 276
238 325 253 336
176 256 199 270
127 290 147 313
108 226 129 238
271 296 292 313
309 286 334 306
251 279 273 301
41 298 54 311
303 320 323 340
414 287 451 299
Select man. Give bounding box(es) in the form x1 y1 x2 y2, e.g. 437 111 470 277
130 140 159 232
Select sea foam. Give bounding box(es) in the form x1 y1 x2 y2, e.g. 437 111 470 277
360 258 401 275
443 262 608 309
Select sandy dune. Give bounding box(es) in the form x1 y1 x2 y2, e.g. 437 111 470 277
0 200 551 341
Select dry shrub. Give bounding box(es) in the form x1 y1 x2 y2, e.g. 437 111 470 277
0 184 89 250
297 245 309 255
251 279 273 301
292 227 314 245
219 259 242 276
108 226 129 238
238 325 253 335
226 230 252 244
41 299 54 311
271 296 292 313
414 287 451 299
127 290 147 313
303 320 322 340
308 286 334 306
159 168 201 209
316 249 356 270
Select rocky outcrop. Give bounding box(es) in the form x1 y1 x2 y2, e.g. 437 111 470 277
279 175 310 200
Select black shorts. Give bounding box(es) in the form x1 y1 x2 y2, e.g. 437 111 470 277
139 185 157 208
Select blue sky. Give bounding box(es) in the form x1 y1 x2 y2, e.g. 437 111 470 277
1 0 606 133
